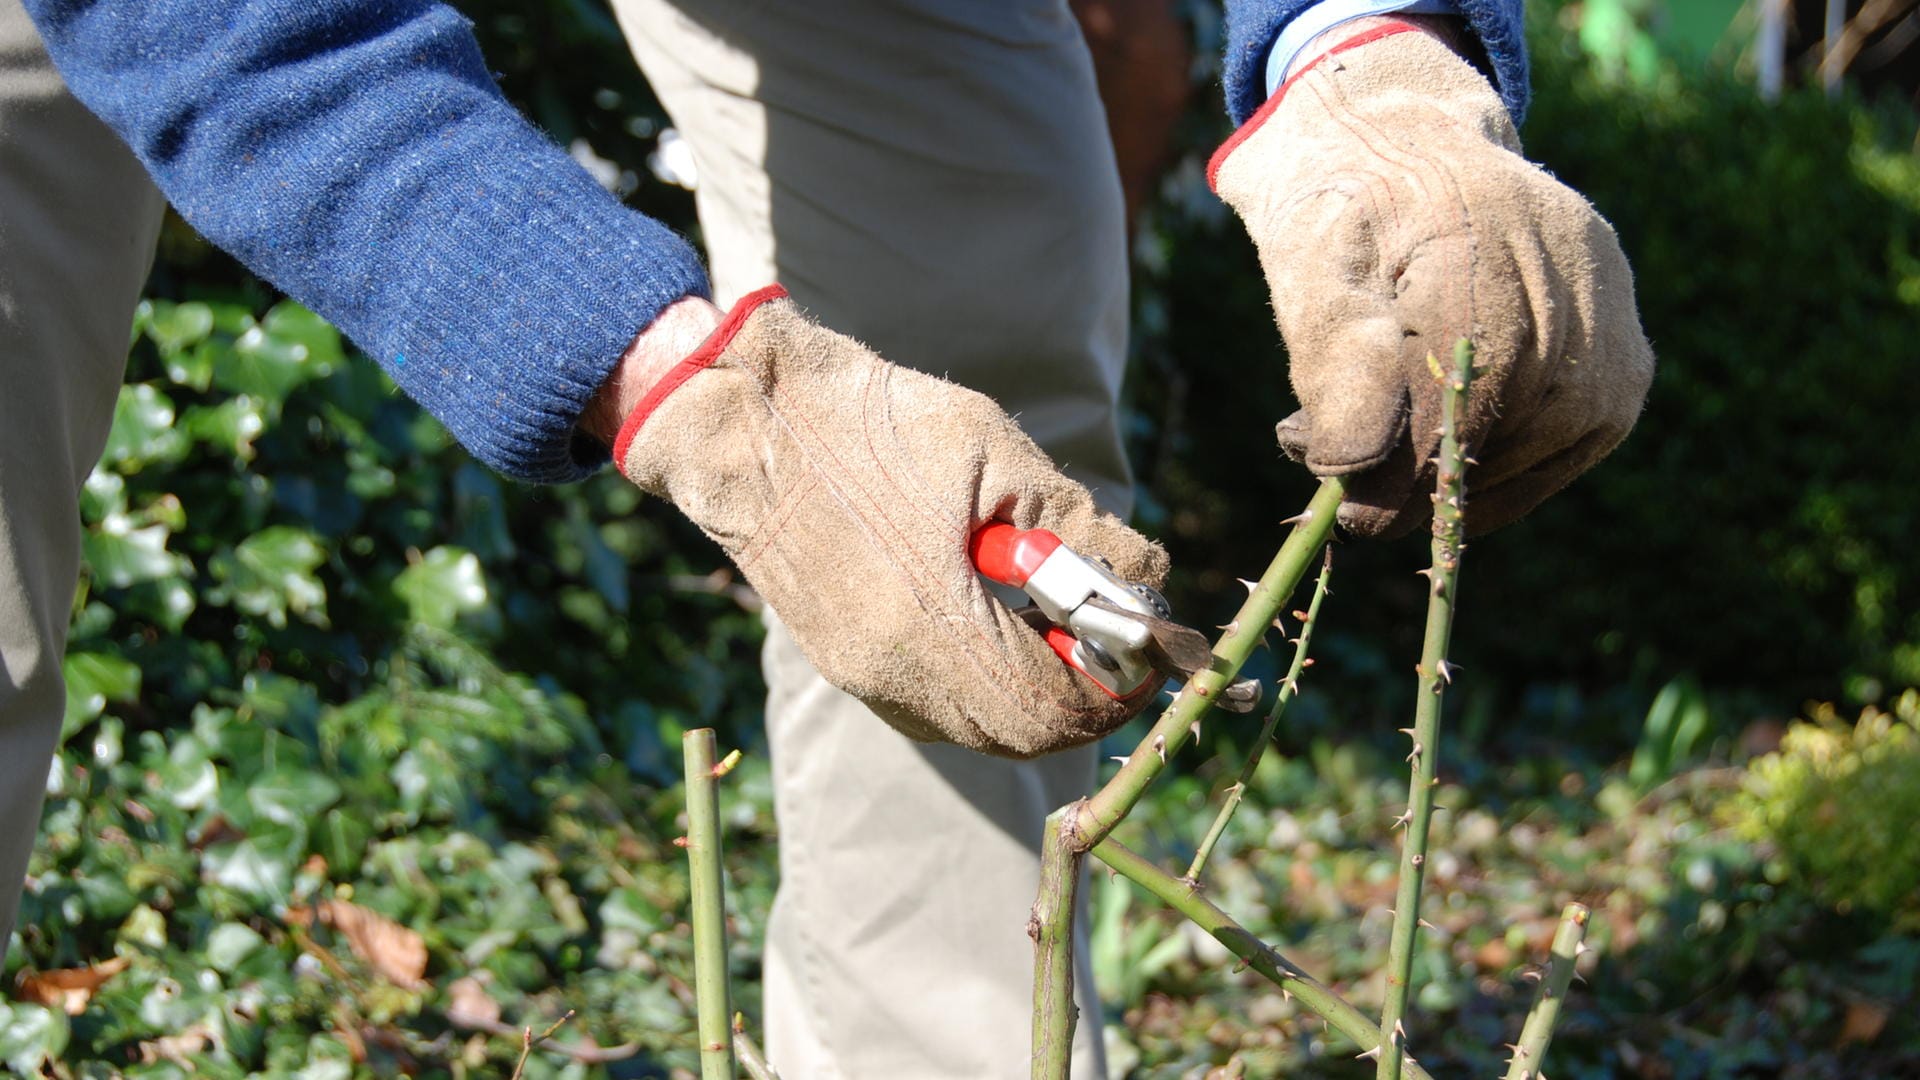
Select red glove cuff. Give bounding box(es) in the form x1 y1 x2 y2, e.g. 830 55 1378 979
612 283 790 463
1205 20 1425 193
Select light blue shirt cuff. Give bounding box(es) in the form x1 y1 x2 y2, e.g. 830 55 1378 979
1264 0 1459 97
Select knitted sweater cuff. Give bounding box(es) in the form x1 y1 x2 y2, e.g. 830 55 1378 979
1221 0 1529 127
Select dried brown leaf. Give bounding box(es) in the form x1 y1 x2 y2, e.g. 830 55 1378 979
446 975 502 1030
13 956 131 1015
317 898 429 989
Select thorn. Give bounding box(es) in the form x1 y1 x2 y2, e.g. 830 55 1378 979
1283 677 1299 695
1406 741 1423 762
1279 510 1312 527
1355 1046 1382 1061
1413 567 1434 579
1216 619 1240 633
1521 969 1544 982
1271 617 1287 632
1189 720 1203 741
1397 727 1417 741
1436 659 1458 684
1237 578 1259 595
1418 918 1438 931
1281 988 1291 1002
1574 941 1591 957
1110 755 1130 766
1391 809 1413 829
1153 735 1167 765
1394 1019 1407 1041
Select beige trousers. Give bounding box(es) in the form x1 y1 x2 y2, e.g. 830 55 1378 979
611 2 1132 1076
0 0 166 945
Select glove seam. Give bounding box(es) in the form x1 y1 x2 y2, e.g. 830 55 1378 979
1207 19 1423 193
612 282 791 465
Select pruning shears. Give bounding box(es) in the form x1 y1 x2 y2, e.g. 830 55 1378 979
969 523 1257 710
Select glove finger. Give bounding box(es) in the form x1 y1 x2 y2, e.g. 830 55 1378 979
1463 425 1617 534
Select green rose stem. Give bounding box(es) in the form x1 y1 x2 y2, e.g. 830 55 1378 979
1091 837 1436 1080
1503 903 1591 1080
1377 340 1476 1080
1184 546 1333 884
683 729 737 1080
1030 478 1345 1079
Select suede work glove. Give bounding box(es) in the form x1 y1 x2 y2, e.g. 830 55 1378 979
613 286 1168 759
1209 21 1655 537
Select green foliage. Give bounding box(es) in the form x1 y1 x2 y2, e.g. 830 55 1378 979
11 287 770 1074
1626 676 1711 792
1731 691 1920 922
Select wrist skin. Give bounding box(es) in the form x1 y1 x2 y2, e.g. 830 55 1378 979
581 294 724 446
1284 12 1467 79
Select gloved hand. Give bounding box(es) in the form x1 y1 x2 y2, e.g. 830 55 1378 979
607 286 1167 759
1210 20 1655 537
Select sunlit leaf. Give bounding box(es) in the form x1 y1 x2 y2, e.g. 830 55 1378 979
393 546 489 629
98 384 188 470
209 526 328 628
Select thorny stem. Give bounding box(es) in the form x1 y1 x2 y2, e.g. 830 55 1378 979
1030 479 1344 1080
1185 547 1334 883
1377 340 1476 1080
1503 904 1590 1080
1081 478 1346 844
734 1014 782 1080
1091 839 1432 1080
683 730 737 1080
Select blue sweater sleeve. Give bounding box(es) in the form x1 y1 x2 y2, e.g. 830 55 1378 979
24 0 712 483
1220 0 1529 126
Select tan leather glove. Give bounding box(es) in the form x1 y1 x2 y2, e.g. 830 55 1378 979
1210 21 1655 536
612 286 1168 758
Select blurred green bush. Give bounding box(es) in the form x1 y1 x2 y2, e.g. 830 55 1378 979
1731 690 1920 923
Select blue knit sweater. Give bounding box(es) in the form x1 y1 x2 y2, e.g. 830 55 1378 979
27 0 1524 484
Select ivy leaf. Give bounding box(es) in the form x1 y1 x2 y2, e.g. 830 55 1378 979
98 384 188 470
260 302 345 370
0 1003 69 1075
210 526 328 628
393 547 489 629
182 397 268 461
213 321 329 403
205 923 266 973
140 299 214 355
60 652 141 742
246 768 341 828
83 521 181 589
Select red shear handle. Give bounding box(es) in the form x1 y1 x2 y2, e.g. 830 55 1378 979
968 522 1062 589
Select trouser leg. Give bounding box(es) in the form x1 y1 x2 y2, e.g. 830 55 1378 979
613 2 1130 1076
0 0 165 947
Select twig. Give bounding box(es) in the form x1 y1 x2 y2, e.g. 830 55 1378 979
1377 340 1475 1080
509 1010 576 1080
734 1013 782 1080
684 729 736 1080
1185 546 1333 883
1503 904 1590 1080
1029 479 1345 1079
1090 838 1432 1080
